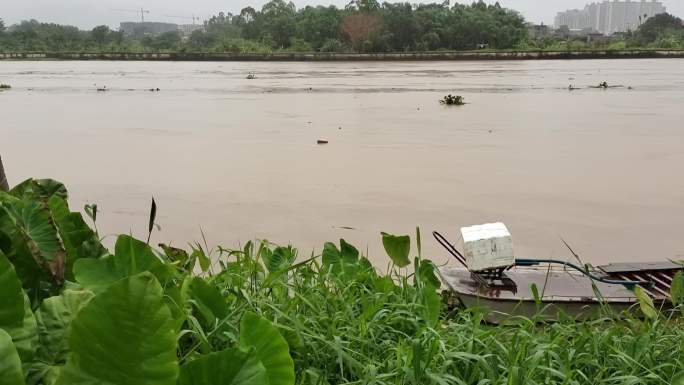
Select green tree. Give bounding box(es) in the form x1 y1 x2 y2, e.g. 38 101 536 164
90 25 111 46
294 6 343 50
632 13 683 46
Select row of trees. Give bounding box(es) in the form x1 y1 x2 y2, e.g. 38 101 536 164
1 2 683 53
0 1 527 53
196 0 528 52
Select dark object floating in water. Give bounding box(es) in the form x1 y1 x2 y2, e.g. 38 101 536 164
95 85 107 92
0 84 11 90
440 94 465 105
317 139 328 145
246 73 256 80
335 226 357 230
590 81 624 89
568 85 580 91
148 88 160 92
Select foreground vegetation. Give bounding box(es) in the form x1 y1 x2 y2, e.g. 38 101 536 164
1 1 683 54
0 178 683 385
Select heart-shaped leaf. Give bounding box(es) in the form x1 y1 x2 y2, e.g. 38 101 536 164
0 329 25 385
74 234 172 293
178 347 267 385
0 250 38 362
635 286 658 320
55 273 179 385
381 232 410 268
35 289 95 365
239 312 295 385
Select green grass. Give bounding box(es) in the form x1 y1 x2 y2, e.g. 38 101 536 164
202 241 684 385
0 178 682 385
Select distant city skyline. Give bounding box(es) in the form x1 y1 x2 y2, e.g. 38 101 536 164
1 0 683 30
555 1 668 34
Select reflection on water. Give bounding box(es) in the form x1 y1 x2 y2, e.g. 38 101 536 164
2 59 683 265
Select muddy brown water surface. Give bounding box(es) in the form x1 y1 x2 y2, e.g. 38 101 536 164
1 59 683 266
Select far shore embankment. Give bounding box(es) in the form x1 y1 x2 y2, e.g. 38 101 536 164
1 49 684 61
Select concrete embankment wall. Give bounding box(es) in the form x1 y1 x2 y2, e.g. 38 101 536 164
1 50 684 61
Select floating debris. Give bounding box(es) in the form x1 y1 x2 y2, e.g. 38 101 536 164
0 84 11 90
95 85 108 92
148 88 160 92
440 94 465 105
317 139 329 145
334 226 357 230
246 73 256 80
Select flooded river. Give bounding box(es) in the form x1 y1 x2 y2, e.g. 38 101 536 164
1 59 683 266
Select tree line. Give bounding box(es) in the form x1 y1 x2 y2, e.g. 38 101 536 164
1 0 683 53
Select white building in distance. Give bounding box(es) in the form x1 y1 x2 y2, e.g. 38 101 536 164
554 1 667 34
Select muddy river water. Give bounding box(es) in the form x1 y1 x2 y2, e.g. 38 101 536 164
1 59 683 266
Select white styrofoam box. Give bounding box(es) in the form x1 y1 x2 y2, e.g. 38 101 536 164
460 222 515 272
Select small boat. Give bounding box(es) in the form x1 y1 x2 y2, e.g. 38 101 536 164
433 228 682 323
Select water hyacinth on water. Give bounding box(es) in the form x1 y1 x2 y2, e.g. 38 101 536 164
0 178 683 385
440 94 464 105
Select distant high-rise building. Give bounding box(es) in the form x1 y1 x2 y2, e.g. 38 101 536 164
554 1 667 34
119 22 179 37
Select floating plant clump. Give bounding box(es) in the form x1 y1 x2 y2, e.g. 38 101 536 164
440 94 464 105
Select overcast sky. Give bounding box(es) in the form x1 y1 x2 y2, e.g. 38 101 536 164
1 0 682 30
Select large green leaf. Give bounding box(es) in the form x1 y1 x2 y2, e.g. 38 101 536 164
381 232 410 268
0 199 66 286
261 245 296 273
0 329 24 385
181 277 229 329
10 179 67 203
321 239 359 275
416 259 441 289
635 286 658 320
672 271 684 317
177 347 268 385
55 273 178 385
47 196 103 280
0 251 38 362
0 250 24 326
239 312 295 385
3 294 39 363
35 289 95 365
73 234 172 293
421 285 442 327
0 201 53 304
671 271 684 305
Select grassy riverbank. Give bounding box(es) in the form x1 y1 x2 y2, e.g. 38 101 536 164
2 49 684 61
0 178 683 385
